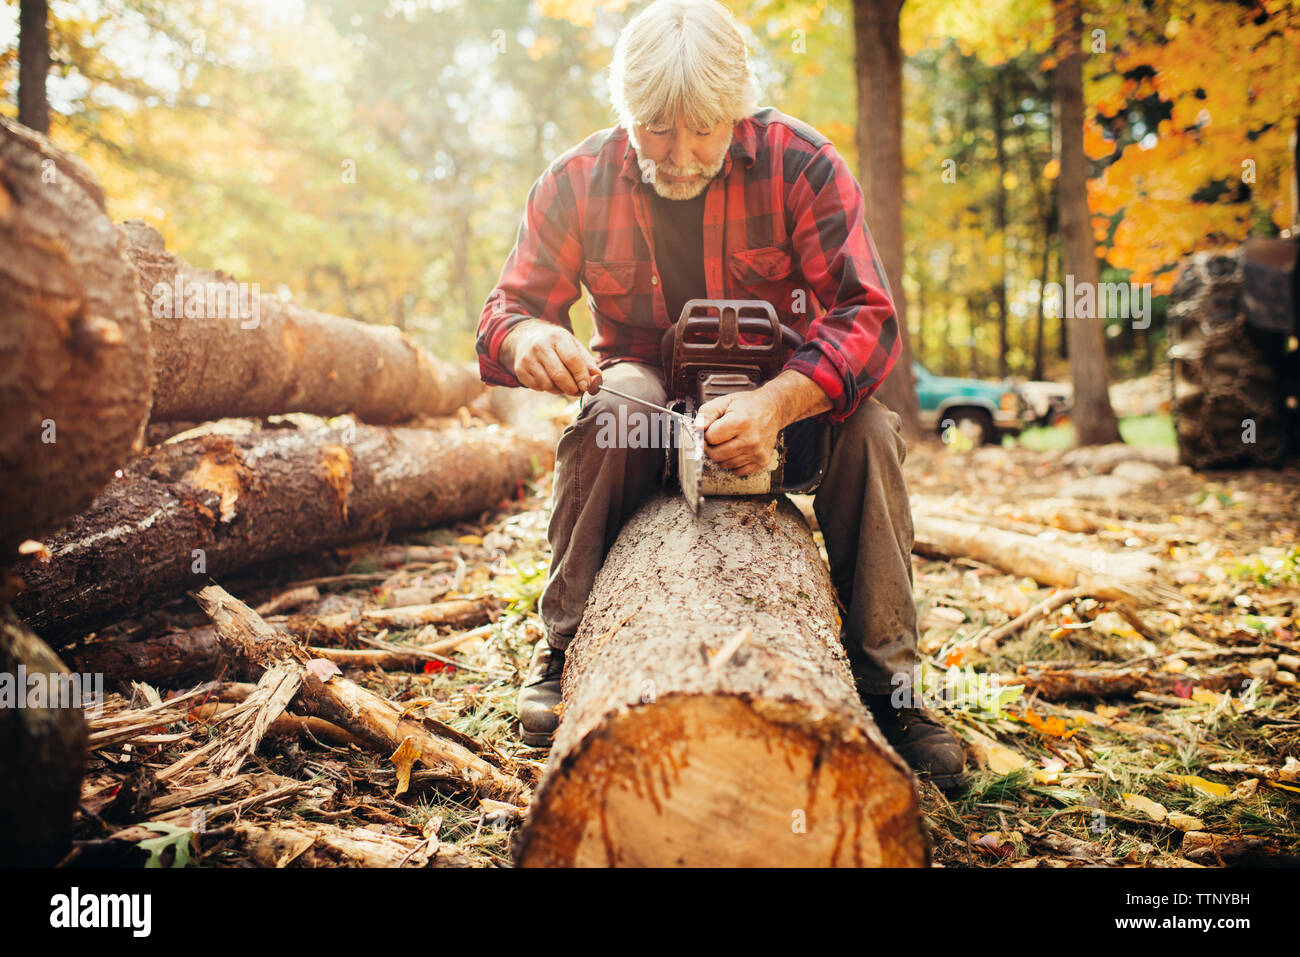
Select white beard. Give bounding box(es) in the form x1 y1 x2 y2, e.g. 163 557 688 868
633 134 731 201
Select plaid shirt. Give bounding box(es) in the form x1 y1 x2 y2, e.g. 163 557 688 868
475 107 899 423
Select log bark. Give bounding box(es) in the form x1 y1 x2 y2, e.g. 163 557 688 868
120 220 483 425
70 609 495 684
516 494 927 868
13 420 551 642
0 118 152 561
0 607 87 866
1014 663 1254 701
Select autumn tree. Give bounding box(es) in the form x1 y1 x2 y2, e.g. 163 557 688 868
852 0 922 436
17 0 48 133
1052 0 1121 445
1090 0 1300 289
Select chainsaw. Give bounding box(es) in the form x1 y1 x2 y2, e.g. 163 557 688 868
597 299 829 515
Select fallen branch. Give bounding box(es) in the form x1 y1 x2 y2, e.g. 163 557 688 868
975 586 1091 653
911 514 1181 605
1013 663 1254 701
192 584 529 805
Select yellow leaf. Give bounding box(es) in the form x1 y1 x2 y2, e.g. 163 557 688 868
389 735 421 797
1173 774 1233 799
456 535 483 545
1190 689 1228 707
961 727 1027 775
1167 812 1204 830
1121 792 1168 821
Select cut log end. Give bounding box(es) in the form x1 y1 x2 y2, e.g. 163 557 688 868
517 693 927 867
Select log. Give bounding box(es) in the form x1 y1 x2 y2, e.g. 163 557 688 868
70 612 492 685
1013 663 1254 701
0 607 88 866
910 514 1181 605
0 117 151 560
119 220 483 425
516 494 928 868
12 420 551 642
70 626 225 684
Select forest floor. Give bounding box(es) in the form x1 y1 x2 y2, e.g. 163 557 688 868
68 428 1300 868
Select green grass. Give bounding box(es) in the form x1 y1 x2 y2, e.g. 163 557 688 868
1118 414 1177 448
1011 413 1176 452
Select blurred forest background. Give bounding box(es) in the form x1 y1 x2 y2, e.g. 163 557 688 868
2 0 1296 386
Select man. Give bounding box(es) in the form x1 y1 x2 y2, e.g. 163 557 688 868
476 0 965 790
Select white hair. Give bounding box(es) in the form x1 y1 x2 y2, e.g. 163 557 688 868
609 0 760 140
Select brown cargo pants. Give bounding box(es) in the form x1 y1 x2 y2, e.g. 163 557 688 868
537 360 920 693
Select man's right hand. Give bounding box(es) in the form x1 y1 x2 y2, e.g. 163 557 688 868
500 319 602 397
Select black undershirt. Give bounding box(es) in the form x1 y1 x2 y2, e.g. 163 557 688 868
647 186 708 327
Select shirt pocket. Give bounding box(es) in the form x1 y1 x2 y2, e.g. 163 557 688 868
728 243 802 319
584 260 651 327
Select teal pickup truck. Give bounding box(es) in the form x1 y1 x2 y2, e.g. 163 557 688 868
912 362 1066 445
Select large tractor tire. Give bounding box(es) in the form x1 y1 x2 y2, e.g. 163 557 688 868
1169 249 1288 469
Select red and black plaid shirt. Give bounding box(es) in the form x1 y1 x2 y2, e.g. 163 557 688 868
475 107 899 423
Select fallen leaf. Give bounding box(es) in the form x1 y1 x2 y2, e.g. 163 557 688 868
1121 793 1168 822
305 658 342 682
1034 758 1066 784
961 727 1027 774
1167 812 1204 831
1173 774 1233 799
1011 708 1080 739
389 736 421 797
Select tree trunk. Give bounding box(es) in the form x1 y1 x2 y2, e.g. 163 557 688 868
1052 0 1121 445
0 118 153 563
990 68 1011 379
966 294 982 378
121 221 483 425
0 607 87 866
17 0 50 135
515 494 927 867
852 0 921 438
13 421 552 642
1033 231 1052 381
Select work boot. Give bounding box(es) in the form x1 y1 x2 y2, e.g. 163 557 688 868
864 693 968 794
517 640 565 747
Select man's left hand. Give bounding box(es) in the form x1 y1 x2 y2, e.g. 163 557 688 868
694 389 782 477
